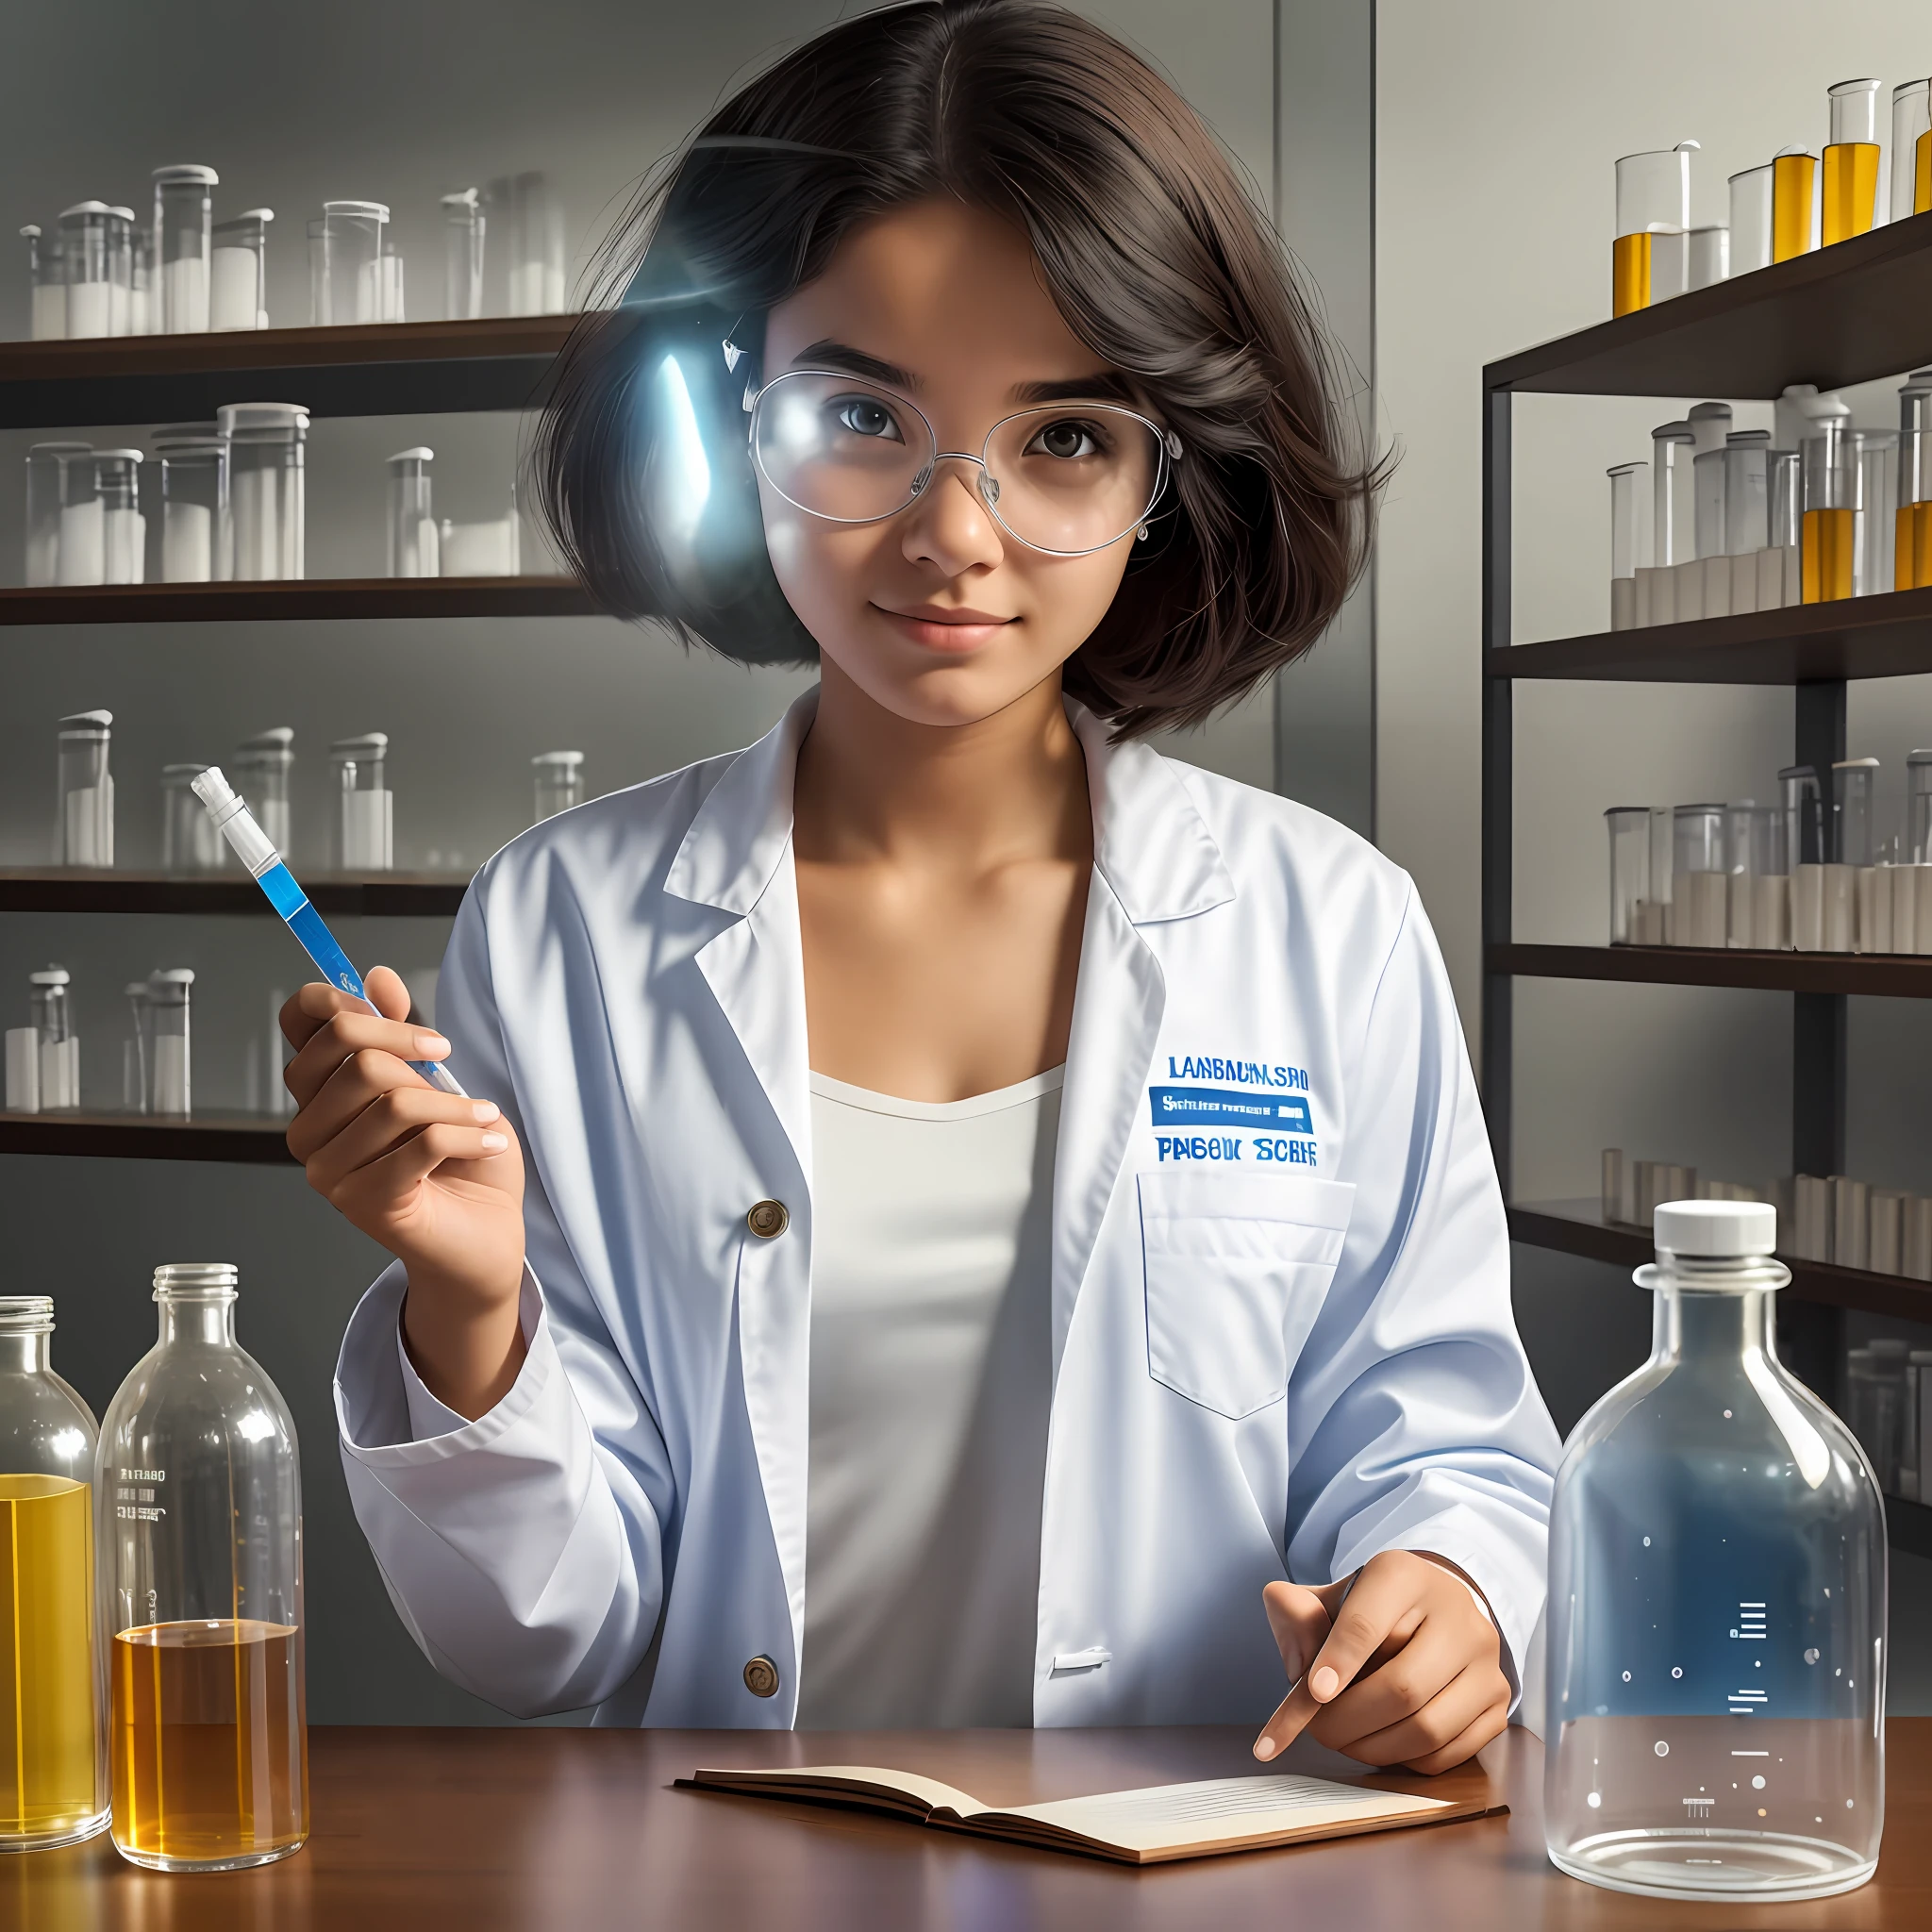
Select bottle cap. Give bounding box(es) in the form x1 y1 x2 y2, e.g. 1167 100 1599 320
1655 1197 1776 1257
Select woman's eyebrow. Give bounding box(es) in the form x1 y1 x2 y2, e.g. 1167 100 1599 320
788 341 1139 409
791 339 918 387
1010 371 1141 406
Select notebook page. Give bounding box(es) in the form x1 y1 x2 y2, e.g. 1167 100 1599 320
694 1765 988 1818
993 1774 1447 1857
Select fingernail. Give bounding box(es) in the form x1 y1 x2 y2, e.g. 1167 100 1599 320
471 1101 500 1124
1253 1736 1276 1761
1310 1665 1340 1700
415 1032 450 1058
479 1131 508 1151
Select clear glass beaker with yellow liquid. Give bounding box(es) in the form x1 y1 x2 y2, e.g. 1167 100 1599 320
1822 79 1882 245
1888 79 1929 224
1802 414 1856 603
1896 371 1932 591
0 1295 107 1852
1613 146 1692 317
95 1263 308 1873
1772 146 1819 262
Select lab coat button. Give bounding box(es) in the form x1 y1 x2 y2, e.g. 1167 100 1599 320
746 1199 790 1239
743 1655 781 1697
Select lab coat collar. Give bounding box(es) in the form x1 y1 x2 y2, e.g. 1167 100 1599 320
665 685 1236 926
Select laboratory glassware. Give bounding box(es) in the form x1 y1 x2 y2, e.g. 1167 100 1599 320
56 711 113 869
209 209 273 330
1781 764 1826 950
1855 430 1897 598
1671 805 1726 948
154 425 225 584
1652 422 1695 577
1910 750 1932 864
1896 372 1932 591
235 728 294 856
129 223 154 336
1802 412 1855 602
29 967 78 1109
192 768 463 1093
96 1263 308 1872
1544 1198 1886 1902
103 208 134 336
1835 758 1878 869
94 451 143 586
1607 462 1649 629
58 204 113 340
1722 802 1774 949
52 449 102 587
25 442 92 589
1891 79 1931 222
1692 450 1724 563
0 1295 108 1851
331 734 392 872
1729 164 1774 275
442 189 484 320
489 171 567 315
1612 146 1691 317
1606 807 1651 943
1686 225 1727 291
121 983 149 1113
152 165 217 333
1823 80 1882 244
1723 431 1770 557
1772 146 1819 262
1688 402 1730 457
218 402 308 581
160 765 225 873
22 224 64 340
142 971 193 1114
386 448 438 576
533 750 585 824
308 202 396 325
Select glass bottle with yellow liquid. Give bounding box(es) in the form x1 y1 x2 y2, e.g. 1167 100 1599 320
1802 414 1856 604
95 1263 307 1873
1896 370 1932 591
1822 79 1882 245
0 1295 107 1852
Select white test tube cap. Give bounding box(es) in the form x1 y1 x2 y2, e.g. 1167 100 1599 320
152 165 220 186
1655 1198 1776 1257
27 968 70 987
532 749 585 768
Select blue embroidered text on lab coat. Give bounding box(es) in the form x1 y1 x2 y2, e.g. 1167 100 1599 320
1149 1086 1314 1133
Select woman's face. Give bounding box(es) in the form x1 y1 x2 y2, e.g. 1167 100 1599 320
757 198 1146 728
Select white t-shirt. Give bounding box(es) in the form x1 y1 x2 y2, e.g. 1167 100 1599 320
795 1065 1062 1730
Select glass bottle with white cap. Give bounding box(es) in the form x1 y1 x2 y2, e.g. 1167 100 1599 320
154 423 225 584
25 442 92 588
1544 1198 1886 1902
235 726 295 855
442 188 484 319
93 451 144 585
532 749 585 824
96 1263 308 1871
58 203 114 340
30 967 79 1109
217 403 308 581
55 710 113 868
152 165 217 333
331 733 393 872
143 969 194 1116
209 209 273 330
309 201 397 324
22 224 65 340
386 448 438 575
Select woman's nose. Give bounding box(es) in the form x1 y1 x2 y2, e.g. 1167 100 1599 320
900 457 1005 576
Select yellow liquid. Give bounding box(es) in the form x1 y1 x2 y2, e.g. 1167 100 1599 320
1612 232 1652 316
1773 153 1818 261
1898 502 1932 591
111 1619 308 1869
1822 142 1880 244
1803 507 1856 602
0 1474 101 1846
1918 128 1931 216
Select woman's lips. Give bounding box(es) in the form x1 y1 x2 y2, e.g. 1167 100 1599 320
873 604 1015 654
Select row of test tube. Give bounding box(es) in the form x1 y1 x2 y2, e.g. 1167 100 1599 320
1607 755 1932 953
1606 376 1932 628
52 711 587 874
2 964 192 1118
20 170 566 338
1611 75 1928 317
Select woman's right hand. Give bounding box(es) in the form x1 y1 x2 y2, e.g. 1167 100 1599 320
282 965 528 1418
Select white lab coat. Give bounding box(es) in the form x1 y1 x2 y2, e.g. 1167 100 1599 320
335 690 1559 1727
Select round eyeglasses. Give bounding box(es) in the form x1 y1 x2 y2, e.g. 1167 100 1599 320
746 370 1180 558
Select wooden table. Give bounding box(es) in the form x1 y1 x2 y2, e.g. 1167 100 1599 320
7 1720 1927 1928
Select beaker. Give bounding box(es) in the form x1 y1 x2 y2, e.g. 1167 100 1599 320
155 427 225 584
1824 80 1882 244
331 734 393 872
0 1296 108 1852
152 165 216 333
1692 448 1724 561
160 766 224 874
532 750 584 824
129 223 154 336
1895 372 1932 591
442 189 484 320
1802 413 1855 602
22 224 64 341
1686 225 1728 291
1834 759 1878 869
1855 430 1897 596
1910 749 1932 864
1729 164 1775 275
488 171 566 315
94 451 144 587
1781 764 1826 950
144 971 193 1116
386 448 438 576
1607 462 1649 629
1772 146 1819 262
308 201 396 325
209 209 272 331
56 710 113 869
1652 422 1695 573
1722 431 1770 556
28 967 78 1110
1890 79 1930 222
235 727 294 856
96 1264 308 1873
1671 804 1727 948
1606 807 1651 944
58 203 113 340
104 208 134 336
218 403 308 582
25 442 92 589
121 983 150 1114
1613 146 1691 316
1544 1199 1885 1901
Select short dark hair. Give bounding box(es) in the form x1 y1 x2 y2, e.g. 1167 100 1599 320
534 0 1377 738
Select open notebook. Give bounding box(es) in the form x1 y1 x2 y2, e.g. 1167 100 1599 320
678 1763 1507 1865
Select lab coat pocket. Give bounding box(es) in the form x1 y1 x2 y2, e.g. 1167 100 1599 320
1137 1169 1357 1420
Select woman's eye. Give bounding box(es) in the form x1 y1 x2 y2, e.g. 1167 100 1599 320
832 395 904 442
1028 418 1105 460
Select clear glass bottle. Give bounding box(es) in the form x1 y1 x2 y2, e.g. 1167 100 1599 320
96 1264 308 1873
532 749 585 824
0 1295 108 1851
1545 1200 1886 1902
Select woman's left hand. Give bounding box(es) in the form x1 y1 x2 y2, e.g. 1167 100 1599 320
1251 1550 1510 1774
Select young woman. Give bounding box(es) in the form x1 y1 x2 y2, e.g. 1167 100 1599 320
295 0 1559 1772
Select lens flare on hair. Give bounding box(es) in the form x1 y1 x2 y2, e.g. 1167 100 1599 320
656 354 711 548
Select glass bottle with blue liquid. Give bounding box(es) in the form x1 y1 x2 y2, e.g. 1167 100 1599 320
1544 1198 1885 1901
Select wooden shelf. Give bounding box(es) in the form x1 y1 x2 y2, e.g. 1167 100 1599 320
1484 209 1932 398
0 868 472 917
0 315 576 427
0 1109 291 1163
0 576 594 625
1489 586 1932 684
1508 1198 1932 1325
1491 943 1932 999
